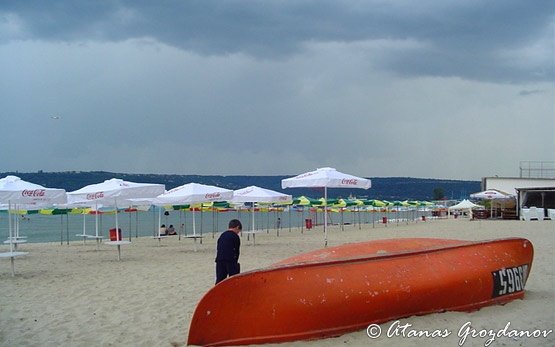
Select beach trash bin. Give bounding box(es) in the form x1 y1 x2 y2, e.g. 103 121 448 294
109 228 122 241
382 217 388 224
305 218 312 230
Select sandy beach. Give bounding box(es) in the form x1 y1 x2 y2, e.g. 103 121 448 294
1 217 553 347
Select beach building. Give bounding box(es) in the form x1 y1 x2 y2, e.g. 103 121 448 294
480 161 555 220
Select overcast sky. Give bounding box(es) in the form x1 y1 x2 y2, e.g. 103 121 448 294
1 1 553 180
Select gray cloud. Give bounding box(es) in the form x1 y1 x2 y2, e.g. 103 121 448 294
2 1 553 82
0 1 553 181
519 89 546 96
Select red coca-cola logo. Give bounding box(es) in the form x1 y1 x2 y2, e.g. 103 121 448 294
341 179 358 185
86 192 104 200
205 193 221 199
21 189 46 197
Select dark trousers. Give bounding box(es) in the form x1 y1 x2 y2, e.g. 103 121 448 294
215 261 240 284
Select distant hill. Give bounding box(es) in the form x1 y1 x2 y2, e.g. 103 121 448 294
1 171 480 201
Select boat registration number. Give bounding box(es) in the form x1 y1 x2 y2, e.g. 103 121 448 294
492 264 529 298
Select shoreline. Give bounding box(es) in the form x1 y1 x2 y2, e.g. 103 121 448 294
1 218 554 346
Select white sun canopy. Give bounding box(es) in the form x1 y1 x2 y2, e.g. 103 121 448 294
0 175 67 206
232 186 292 234
448 199 481 210
0 175 67 275
154 182 233 205
470 189 514 200
67 178 165 207
281 167 371 189
282 167 371 247
232 186 292 204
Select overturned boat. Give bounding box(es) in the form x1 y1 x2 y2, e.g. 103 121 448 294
188 237 533 346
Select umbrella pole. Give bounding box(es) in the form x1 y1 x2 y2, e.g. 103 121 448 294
8 202 13 253
212 208 215 239
94 202 99 237
251 205 256 245
82 213 86 244
157 207 162 245
252 204 255 235
324 187 328 247
60 214 63 245
192 209 196 236
128 210 132 242
66 213 69 245
300 208 303 234
115 200 119 240
7 202 16 277
276 210 280 237
341 210 344 231
14 207 18 239
179 209 182 240
95 203 100 251
268 207 270 234
115 200 123 261
288 207 291 233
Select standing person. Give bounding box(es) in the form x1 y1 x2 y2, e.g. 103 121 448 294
215 219 242 284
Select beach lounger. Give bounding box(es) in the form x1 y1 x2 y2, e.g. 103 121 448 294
520 208 531 221
528 207 542 220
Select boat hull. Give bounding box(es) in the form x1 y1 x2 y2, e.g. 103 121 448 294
188 238 533 346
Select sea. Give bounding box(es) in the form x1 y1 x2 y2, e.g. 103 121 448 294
0 207 432 244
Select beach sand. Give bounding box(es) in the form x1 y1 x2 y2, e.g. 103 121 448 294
1 217 553 347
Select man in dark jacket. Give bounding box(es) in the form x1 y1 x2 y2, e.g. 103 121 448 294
215 219 242 284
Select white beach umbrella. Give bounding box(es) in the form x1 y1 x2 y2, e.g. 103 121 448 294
154 183 233 238
232 186 292 237
0 175 67 276
470 189 514 219
232 185 292 204
282 167 371 246
67 178 165 207
67 178 165 260
0 175 67 205
155 183 233 205
470 189 514 200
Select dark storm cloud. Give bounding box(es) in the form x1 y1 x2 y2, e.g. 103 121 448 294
2 0 553 82
1 1 553 179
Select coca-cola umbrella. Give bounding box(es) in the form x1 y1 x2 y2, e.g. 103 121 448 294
0 175 67 276
231 186 292 241
67 178 165 260
470 189 514 218
282 167 371 246
154 183 233 246
470 189 513 200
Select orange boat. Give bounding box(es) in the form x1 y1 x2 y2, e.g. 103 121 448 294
188 238 533 346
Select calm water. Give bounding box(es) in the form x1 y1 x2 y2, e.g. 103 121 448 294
0 207 431 244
